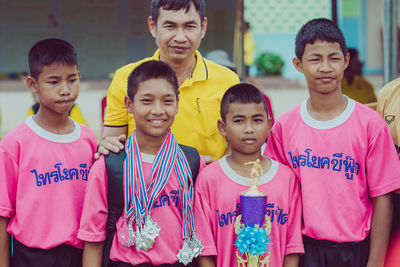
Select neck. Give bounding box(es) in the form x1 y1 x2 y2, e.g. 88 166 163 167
135 132 168 155
160 53 197 86
33 110 74 135
307 93 347 121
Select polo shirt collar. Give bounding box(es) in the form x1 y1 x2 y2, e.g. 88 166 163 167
151 50 209 84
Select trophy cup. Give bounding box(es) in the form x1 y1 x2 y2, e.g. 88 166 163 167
234 159 271 267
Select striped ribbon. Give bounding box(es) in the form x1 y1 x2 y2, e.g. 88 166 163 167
124 130 195 243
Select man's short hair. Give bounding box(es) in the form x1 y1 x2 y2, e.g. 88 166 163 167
220 83 268 122
127 60 179 100
151 0 206 24
295 18 347 60
28 38 77 80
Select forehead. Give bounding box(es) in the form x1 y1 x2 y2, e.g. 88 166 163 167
157 3 201 24
226 102 267 116
136 78 177 96
38 63 78 78
303 40 343 57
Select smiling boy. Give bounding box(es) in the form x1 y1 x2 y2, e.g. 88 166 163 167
79 61 204 267
265 18 400 267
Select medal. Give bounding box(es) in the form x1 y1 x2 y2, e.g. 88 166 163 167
177 233 204 265
123 131 202 262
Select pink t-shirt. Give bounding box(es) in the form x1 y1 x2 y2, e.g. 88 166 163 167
194 156 304 267
265 97 400 242
0 116 97 249
78 152 205 265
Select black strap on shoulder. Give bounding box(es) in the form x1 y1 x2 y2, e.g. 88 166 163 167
102 144 200 267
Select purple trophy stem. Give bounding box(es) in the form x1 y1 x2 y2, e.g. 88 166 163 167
240 195 267 227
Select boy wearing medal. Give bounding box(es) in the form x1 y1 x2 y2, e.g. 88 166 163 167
194 83 304 267
0 38 97 267
266 18 400 266
78 61 205 266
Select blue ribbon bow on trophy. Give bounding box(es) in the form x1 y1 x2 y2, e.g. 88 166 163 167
234 159 271 267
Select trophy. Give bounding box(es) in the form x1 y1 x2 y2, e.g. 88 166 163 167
234 159 271 267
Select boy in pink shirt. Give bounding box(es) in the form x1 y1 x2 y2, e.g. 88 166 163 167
78 60 205 266
0 39 97 267
265 18 400 267
195 83 304 267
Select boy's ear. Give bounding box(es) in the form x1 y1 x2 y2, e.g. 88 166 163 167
292 57 304 73
125 96 134 114
217 119 227 137
148 16 157 38
26 76 38 94
344 52 350 70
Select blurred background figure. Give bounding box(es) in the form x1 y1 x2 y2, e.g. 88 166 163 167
243 21 255 77
341 48 377 104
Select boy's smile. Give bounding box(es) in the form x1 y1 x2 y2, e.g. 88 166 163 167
293 40 349 96
126 78 178 143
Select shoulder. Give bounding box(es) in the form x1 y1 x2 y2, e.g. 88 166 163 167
274 103 302 126
379 78 400 99
203 58 239 81
352 102 385 124
0 122 29 148
197 160 222 183
77 124 97 144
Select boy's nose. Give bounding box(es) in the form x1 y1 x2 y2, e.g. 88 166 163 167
319 60 332 72
151 101 164 114
59 82 71 95
244 122 255 133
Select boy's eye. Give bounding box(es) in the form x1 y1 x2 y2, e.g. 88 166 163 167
233 119 244 123
254 118 264 123
141 99 152 104
309 58 319 62
186 24 196 29
164 99 175 104
48 81 58 85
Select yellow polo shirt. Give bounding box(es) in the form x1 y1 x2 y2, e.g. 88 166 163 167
377 78 400 157
104 50 239 160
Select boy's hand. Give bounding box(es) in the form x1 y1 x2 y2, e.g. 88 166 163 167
0 217 10 267
202 155 215 165
94 134 126 159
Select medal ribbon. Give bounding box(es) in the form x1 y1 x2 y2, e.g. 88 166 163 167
123 130 196 241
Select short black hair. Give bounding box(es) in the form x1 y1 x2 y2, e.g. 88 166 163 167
220 83 268 122
151 0 206 24
295 18 347 60
127 60 179 100
28 38 77 80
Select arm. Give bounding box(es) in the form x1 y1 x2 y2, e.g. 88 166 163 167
94 126 127 159
0 217 10 267
283 253 299 267
82 241 104 267
366 193 393 267
198 256 215 267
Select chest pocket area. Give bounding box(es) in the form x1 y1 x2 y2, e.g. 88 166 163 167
191 98 220 137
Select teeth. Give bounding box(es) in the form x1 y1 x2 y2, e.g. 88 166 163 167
150 120 163 123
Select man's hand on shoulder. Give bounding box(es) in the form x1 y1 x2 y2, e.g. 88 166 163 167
94 134 126 159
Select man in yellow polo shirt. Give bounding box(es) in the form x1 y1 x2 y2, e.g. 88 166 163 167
98 0 239 162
